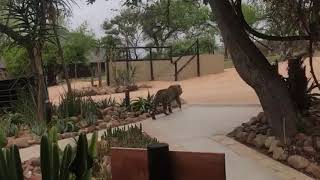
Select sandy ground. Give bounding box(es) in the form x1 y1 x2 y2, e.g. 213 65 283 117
48 57 320 105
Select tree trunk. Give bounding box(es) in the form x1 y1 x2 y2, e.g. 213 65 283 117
209 0 298 140
28 45 47 121
98 62 102 87
224 46 228 59
90 64 95 87
53 26 72 93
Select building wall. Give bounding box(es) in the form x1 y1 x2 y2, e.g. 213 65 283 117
106 54 224 84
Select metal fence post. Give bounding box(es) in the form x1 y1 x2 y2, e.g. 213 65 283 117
196 39 200 77
174 62 178 81
125 47 129 70
149 48 154 81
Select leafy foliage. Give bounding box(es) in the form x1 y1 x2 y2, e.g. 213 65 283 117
58 92 83 118
102 124 158 148
1 47 30 77
54 117 78 134
63 24 96 64
95 97 117 109
286 57 320 112
130 92 154 113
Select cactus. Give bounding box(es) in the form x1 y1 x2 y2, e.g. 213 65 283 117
69 133 94 180
40 127 74 180
0 145 23 180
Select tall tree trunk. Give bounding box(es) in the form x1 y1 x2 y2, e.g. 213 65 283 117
209 0 298 140
224 46 228 59
98 62 102 87
28 45 47 121
53 25 72 93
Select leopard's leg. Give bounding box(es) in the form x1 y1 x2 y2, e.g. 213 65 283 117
176 96 182 109
168 103 173 113
162 103 169 115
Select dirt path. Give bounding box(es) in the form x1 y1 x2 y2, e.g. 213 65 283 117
48 57 320 105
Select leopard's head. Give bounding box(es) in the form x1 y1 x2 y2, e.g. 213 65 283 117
169 84 182 95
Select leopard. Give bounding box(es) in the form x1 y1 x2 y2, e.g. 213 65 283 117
150 84 183 120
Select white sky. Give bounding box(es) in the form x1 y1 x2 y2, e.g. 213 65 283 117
68 0 122 38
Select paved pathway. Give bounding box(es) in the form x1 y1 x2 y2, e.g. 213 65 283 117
141 105 312 180
20 105 312 180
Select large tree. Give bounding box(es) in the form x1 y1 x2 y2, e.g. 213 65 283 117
0 0 75 121
103 8 143 47
141 0 211 47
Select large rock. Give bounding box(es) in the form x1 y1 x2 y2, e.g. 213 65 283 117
306 163 320 178
69 116 80 123
287 155 310 169
98 122 108 129
257 112 264 122
246 132 256 145
115 86 127 93
125 117 139 123
228 127 243 137
8 137 30 148
314 136 320 151
104 115 112 122
303 146 316 156
102 107 114 116
236 132 248 142
264 136 275 148
61 132 74 139
272 147 287 161
268 139 280 153
247 117 258 126
253 134 267 148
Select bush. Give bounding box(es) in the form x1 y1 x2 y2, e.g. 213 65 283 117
54 117 78 134
130 92 154 113
0 112 21 137
58 92 83 118
0 129 7 148
102 124 158 148
286 57 320 112
95 97 117 109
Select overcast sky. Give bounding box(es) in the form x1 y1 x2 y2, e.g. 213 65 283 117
68 0 122 38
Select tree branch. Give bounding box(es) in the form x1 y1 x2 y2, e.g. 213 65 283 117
0 22 27 45
234 0 310 41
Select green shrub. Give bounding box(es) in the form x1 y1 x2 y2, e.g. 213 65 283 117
58 92 83 118
81 98 99 126
95 97 117 109
286 57 320 112
54 117 77 134
14 91 37 124
0 113 20 137
102 124 158 148
0 129 7 148
30 121 47 137
130 91 154 113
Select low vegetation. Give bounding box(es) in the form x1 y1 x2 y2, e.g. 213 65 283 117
0 125 157 180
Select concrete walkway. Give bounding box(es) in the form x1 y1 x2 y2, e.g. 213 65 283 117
141 105 312 180
20 105 312 180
